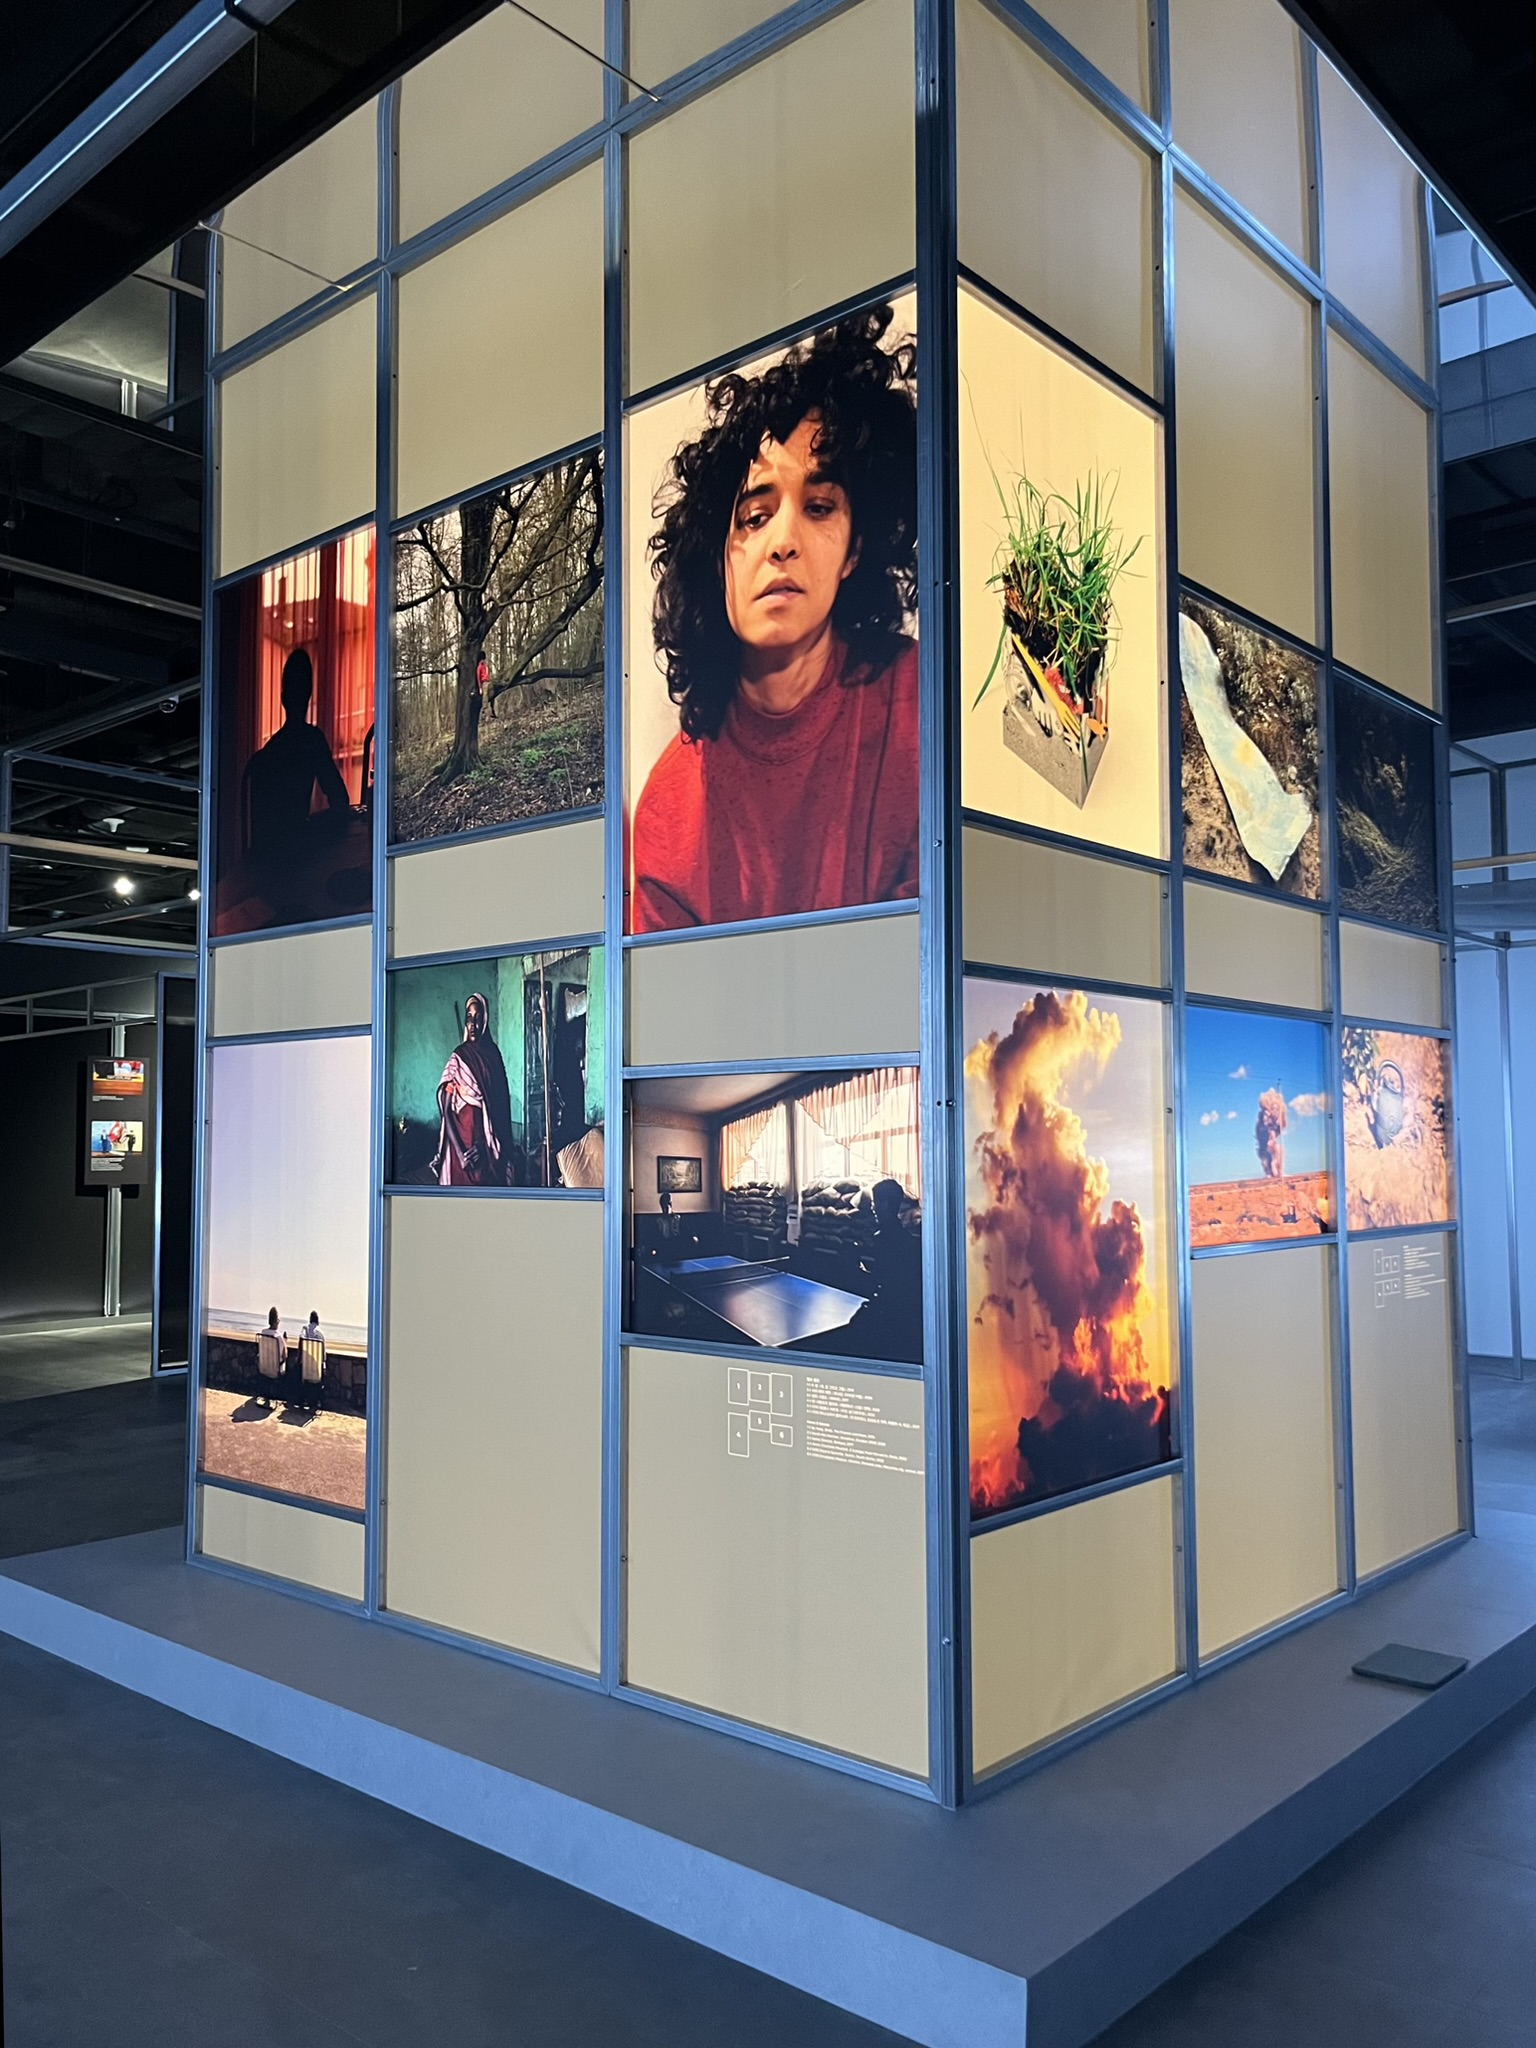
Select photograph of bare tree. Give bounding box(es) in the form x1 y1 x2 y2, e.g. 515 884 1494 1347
391 447 604 844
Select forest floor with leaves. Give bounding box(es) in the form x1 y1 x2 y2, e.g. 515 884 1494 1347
392 683 604 843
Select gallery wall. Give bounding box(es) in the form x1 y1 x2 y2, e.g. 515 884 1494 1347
195 0 1459 1803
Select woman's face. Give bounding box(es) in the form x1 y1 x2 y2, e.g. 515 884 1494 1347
723 415 858 656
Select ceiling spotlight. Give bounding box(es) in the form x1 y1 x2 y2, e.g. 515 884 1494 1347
112 875 135 898
187 886 201 902
101 816 124 834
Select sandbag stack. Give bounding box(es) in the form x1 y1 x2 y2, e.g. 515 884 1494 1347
724 1179 786 1238
798 1179 876 1264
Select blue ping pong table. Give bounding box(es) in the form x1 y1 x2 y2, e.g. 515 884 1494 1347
653 1256 865 1350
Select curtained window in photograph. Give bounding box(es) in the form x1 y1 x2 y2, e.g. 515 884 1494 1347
721 1100 789 1190
795 1068 922 1197
248 528 377 808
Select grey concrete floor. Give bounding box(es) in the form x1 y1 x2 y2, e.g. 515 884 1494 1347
0 1314 185 1559
0 1632 906 2048
2 1363 1536 2043
1092 1367 1536 2048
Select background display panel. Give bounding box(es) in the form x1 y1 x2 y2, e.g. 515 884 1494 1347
201 1034 371 1510
1178 590 1321 898
388 946 604 1187
959 283 1165 859
1342 1026 1453 1232
1185 1007 1332 1247
625 294 919 933
627 1065 923 1366
213 525 377 937
391 448 604 845
83 1056 151 1186
965 976 1173 1519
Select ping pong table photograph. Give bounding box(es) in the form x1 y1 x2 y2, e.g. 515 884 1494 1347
640 1255 868 1351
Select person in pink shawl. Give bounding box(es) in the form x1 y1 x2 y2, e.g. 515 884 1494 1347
431 992 517 1185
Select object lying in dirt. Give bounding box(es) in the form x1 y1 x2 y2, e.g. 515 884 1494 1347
1179 612 1311 882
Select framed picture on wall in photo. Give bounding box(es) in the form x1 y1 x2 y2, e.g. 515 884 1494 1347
963 975 1175 1521
211 524 377 937
391 447 605 846
626 1066 923 1366
1178 590 1321 898
958 283 1165 861
625 293 919 934
656 1154 702 1195
387 947 605 1189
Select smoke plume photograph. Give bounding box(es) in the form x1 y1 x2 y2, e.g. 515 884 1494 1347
964 977 1173 1521
387 946 604 1188
1179 591 1320 898
1334 673 1439 931
625 294 919 934
213 525 376 936
1185 1007 1332 1248
200 1034 371 1512
1342 1026 1452 1232
392 449 604 845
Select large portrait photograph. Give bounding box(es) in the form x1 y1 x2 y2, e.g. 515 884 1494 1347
959 284 1164 861
392 448 604 846
1186 1006 1332 1248
626 1065 923 1365
388 947 604 1188
213 525 375 936
200 1034 371 1512
625 294 919 934
1179 591 1321 898
1334 673 1439 932
1342 1026 1452 1233
964 976 1173 1521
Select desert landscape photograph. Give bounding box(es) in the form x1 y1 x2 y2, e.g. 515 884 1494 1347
1186 1006 1332 1248
1342 1026 1452 1231
1179 591 1320 898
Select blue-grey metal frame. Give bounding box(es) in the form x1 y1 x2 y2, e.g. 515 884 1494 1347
183 0 1462 1807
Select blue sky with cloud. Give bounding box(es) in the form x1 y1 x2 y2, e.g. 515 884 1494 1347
1185 1006 1330 1183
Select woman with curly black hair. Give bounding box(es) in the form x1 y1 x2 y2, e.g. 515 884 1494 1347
630 303 919 932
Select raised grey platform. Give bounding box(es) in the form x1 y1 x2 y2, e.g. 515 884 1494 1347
4 1515 1536 2048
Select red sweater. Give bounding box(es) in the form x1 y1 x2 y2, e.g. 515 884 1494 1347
630 638 920 933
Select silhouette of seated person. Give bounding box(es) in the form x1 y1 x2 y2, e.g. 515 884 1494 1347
794 1178 923 1364
298 1310 326 1413
256 1307 286 1408
244 648 351 866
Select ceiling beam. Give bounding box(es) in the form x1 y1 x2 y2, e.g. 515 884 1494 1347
7 676 198 754
0 550 200 620
0 0 300 260
0 830 197 871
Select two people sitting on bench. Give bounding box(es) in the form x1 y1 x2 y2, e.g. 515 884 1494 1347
254 1307 327 1411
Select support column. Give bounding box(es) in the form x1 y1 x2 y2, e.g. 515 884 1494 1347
103 1021 125 1317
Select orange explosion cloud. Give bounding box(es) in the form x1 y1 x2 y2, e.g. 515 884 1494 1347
966 990 1169 1518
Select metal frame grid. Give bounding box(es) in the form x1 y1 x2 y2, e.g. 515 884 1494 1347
181 0 1464 1805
